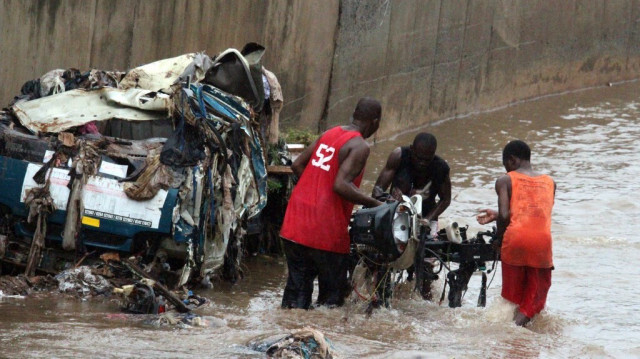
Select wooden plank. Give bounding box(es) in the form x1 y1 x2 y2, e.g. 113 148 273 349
267 165 293 174
286 144 305 153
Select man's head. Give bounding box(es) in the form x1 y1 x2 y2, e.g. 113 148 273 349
410 132 437 169
502 140 531 172
352 97 382 139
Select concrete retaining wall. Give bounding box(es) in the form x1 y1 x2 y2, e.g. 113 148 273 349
1 0 639 137
326 0 640 134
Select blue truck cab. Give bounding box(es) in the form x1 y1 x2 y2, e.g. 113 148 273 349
0 125 185 274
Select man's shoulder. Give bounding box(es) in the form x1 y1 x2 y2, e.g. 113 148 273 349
319 126 363 145
433 155 448 164
542 174 556 188
320 125 343 138
433 155 450 172
391 146 404 158
342 133 366 148
496 173 512 187
542 173 555 181
336 135 369 161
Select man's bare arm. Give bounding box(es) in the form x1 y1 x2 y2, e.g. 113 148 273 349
334 138 383 208
495 174 512 243
291 138 320 178
372 147 402 198
424 174 452 222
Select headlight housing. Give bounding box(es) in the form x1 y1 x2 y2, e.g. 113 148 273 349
350 199 416 260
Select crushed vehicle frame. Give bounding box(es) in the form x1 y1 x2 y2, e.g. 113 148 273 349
0 46 280 290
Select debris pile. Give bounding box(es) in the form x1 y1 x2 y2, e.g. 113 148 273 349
146 312 213 328
262 327 338 359
0 274 56 297
0 257 209 325
55 266 111 296
52 253 209 317
0 43 284 290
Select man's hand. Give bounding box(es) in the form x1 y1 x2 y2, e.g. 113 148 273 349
391 187 404 201
476 209 498 224
372 186 393 202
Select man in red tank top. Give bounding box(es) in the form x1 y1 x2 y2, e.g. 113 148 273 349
280 98 384 309
477 140 556 326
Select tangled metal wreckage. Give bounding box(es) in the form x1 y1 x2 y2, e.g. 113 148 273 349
0 43 289 295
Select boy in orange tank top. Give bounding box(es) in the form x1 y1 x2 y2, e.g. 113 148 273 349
477 140 556 326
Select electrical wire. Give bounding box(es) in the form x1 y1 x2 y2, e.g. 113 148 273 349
351 257 392 303
423 247 452 271
486 260 499 289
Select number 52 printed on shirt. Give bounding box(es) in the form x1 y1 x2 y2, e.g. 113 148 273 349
311 144 335 171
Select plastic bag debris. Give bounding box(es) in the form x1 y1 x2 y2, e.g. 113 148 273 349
252 327 338 359
55 266 112 296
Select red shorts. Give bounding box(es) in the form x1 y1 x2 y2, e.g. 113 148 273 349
501 262 552 318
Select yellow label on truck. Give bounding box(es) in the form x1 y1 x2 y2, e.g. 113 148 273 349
82 216 100 228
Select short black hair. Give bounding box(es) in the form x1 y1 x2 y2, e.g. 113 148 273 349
353 97 382 122
413 132 437 149
503 140 531 161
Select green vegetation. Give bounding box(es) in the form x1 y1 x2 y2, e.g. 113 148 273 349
266 143 282 165
267 178 284 192
283 128 318 146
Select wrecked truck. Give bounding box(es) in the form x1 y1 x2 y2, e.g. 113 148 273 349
0 46 277 289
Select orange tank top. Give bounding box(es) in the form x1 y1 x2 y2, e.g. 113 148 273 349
502 171 555 268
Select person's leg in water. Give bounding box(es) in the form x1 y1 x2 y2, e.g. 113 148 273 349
501 262 529 325
281 239 317 309
501 262 552 326
514 311 531 326
315 248 350 307
516 266 552 326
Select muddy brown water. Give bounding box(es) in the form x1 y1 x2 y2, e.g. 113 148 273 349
2 82 640 358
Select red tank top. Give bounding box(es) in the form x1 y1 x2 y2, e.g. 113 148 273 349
280 126 364 253
502 171 555 268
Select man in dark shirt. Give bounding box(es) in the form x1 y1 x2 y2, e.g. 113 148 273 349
372 132 451 234
372 132 451 298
